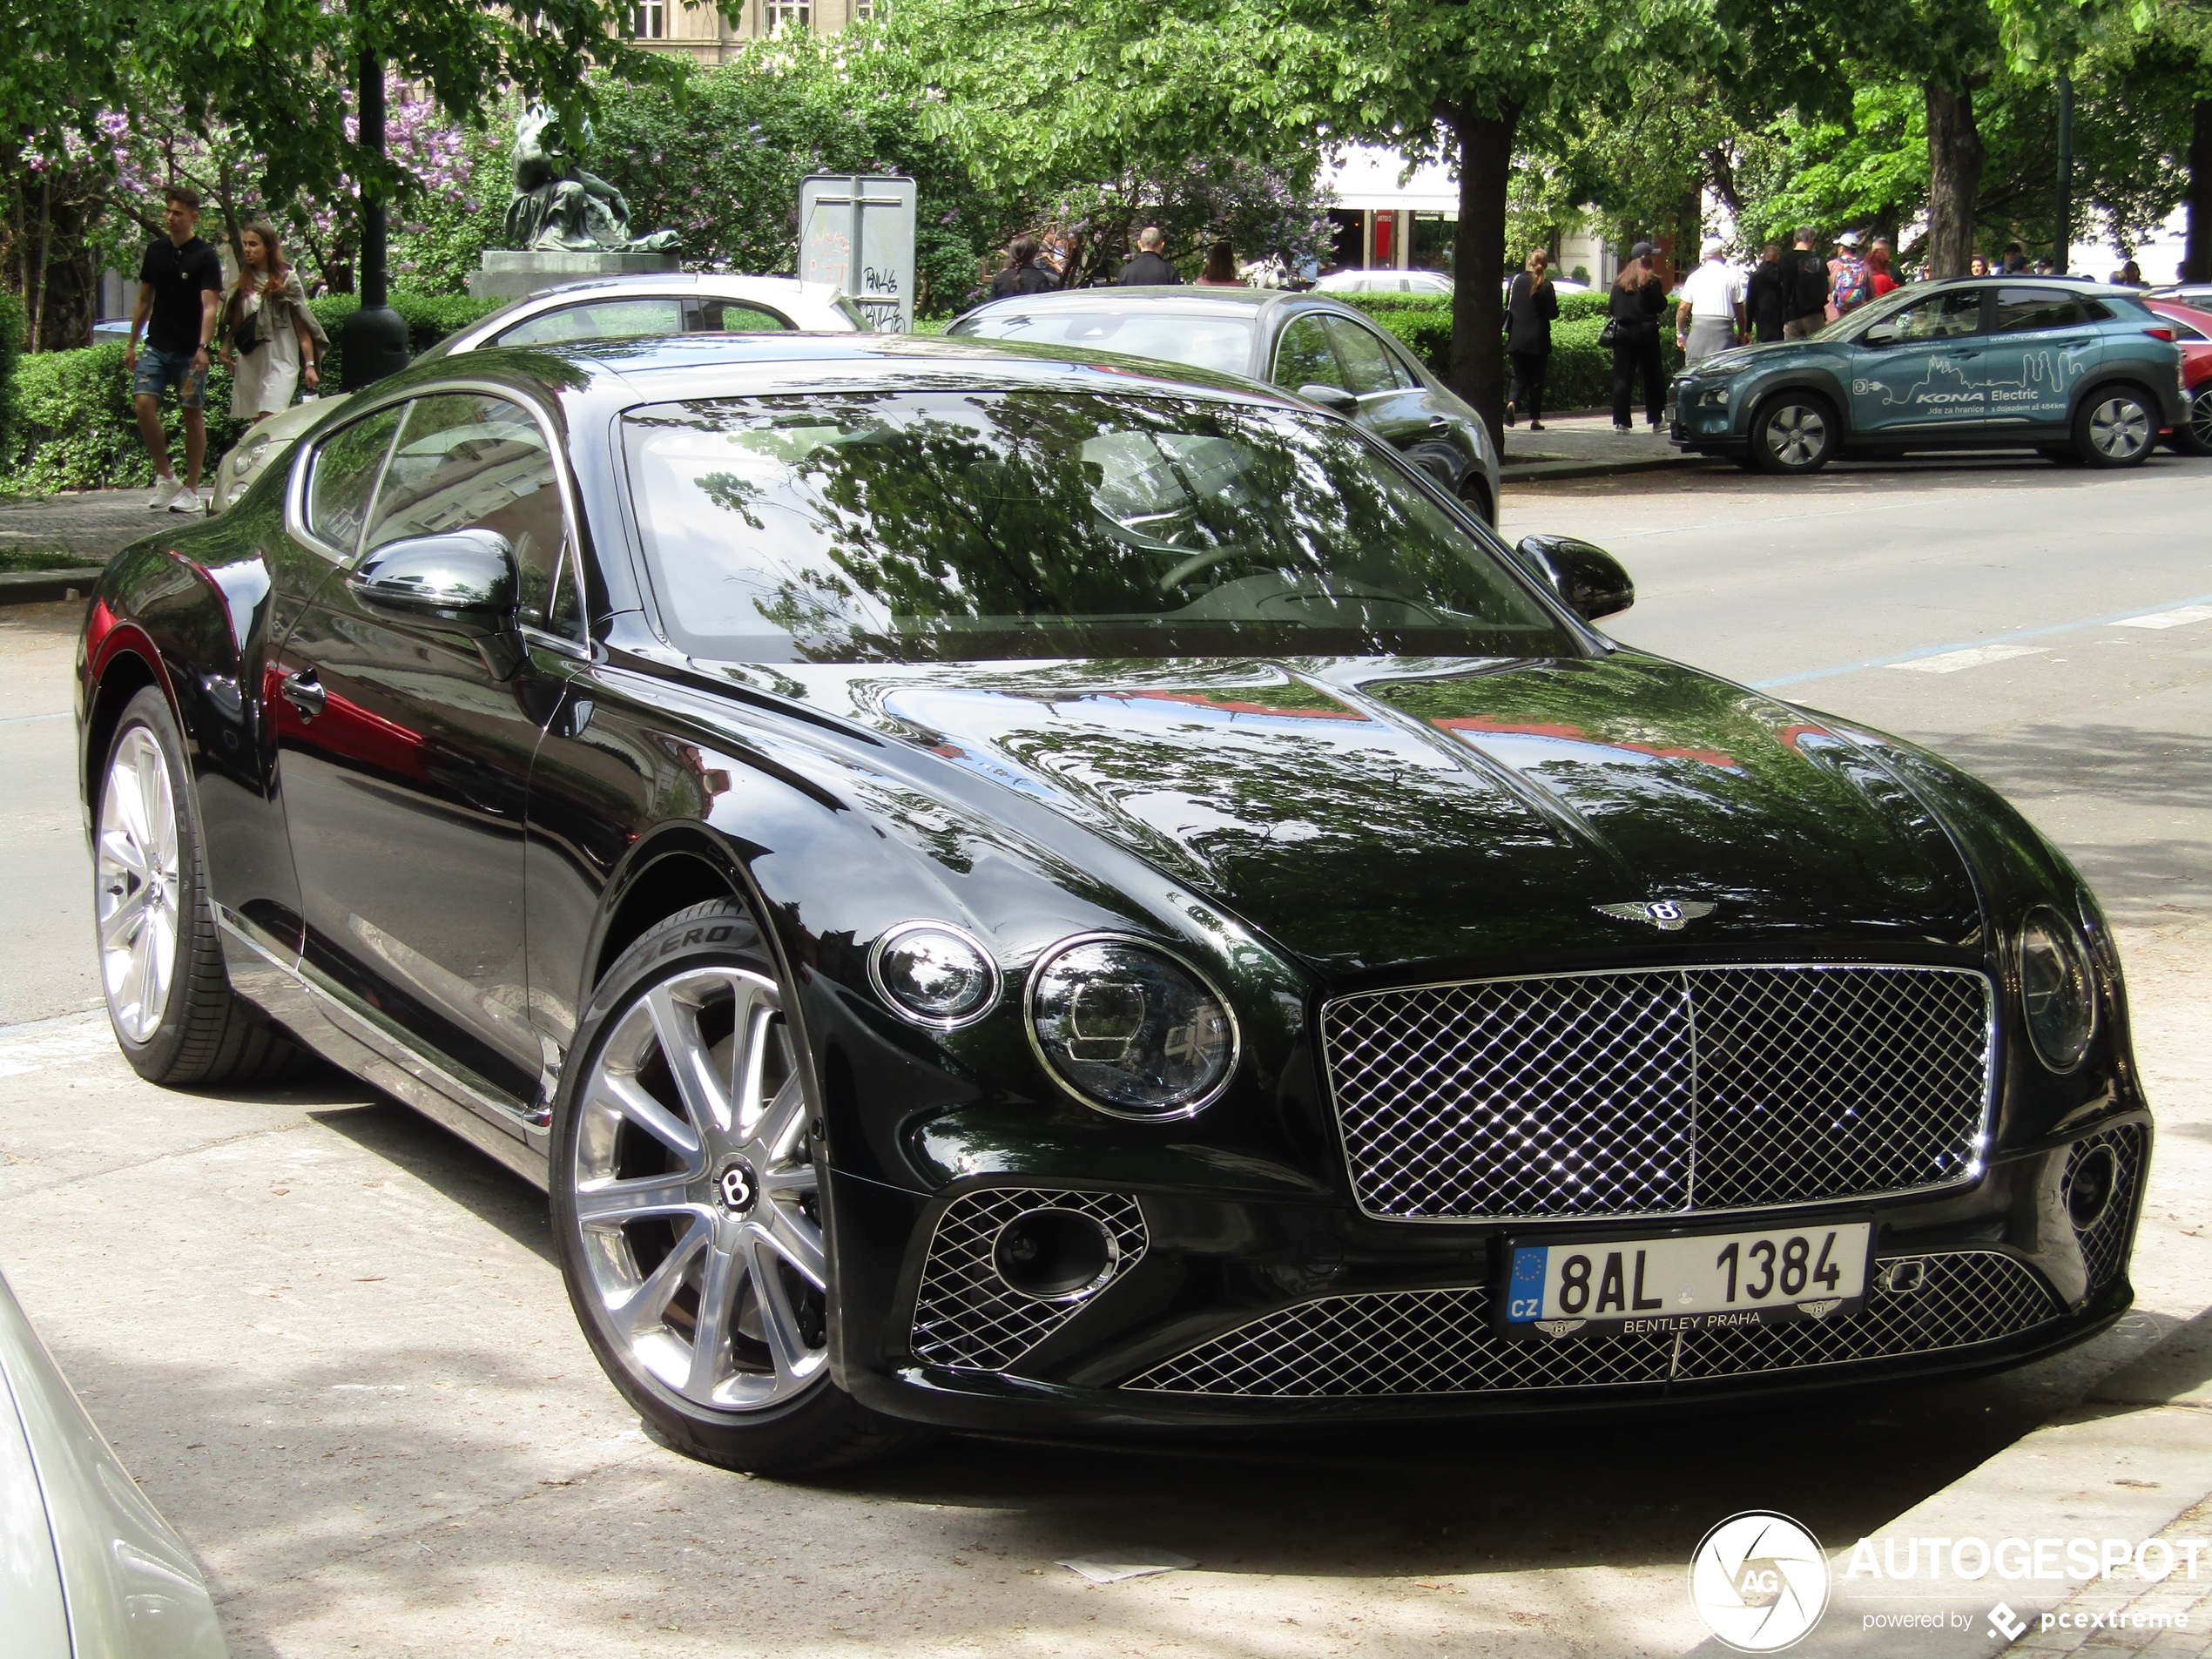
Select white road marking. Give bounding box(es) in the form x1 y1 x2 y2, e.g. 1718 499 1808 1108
1886 643 2052 675
2112 605 2212 631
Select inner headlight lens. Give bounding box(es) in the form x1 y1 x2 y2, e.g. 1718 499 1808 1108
2020 906 2097 1071
870 922 999 1028
1028 937 1237 1116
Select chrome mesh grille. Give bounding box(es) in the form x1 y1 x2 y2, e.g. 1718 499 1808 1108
2068 1123 2147 1294
909 1189 1146 1373
1123 1251 2055 1397
1324 966 1992 1220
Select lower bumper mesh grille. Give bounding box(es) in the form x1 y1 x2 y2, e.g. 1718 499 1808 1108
2068 1123 2147 1294
910 1188 1147 1373
1122 1251 2056 1397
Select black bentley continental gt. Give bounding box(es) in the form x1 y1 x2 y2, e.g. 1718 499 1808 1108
77 334 2148 1473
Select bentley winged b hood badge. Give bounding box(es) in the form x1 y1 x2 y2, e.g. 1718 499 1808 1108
1595 899 1716 931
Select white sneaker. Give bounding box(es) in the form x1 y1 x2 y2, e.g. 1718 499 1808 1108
147 475 184 510
168 486 208 515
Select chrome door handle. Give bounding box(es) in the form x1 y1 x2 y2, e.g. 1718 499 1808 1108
280 669 326 721
1428 415 1450 428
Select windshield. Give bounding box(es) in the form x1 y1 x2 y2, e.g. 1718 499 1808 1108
622 389 1574 664
948 310 1255 377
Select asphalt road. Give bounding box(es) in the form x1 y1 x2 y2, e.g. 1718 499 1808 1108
1 454 2208 1658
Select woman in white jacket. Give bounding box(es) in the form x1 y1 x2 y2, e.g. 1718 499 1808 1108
219 220 327 423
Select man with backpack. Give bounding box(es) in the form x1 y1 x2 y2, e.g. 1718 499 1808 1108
1783 227 1828 340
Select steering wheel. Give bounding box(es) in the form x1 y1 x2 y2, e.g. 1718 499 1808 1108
1159 544 1244 592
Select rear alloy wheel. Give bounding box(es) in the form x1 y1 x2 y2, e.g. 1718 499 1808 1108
1750 395 1836 475
551 900 918 1474
95 685 309 1085
2074 387 2156 468
2170 385 2212 457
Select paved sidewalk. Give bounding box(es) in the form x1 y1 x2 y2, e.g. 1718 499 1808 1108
0 489 174 567
1498 408 1706 482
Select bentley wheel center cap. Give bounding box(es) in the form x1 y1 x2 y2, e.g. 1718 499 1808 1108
717 1158 759 1215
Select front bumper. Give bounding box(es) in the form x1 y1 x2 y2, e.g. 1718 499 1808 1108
1669 381 1748 453
830 1116 2148 1433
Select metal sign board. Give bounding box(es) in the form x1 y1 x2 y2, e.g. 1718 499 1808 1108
799 174 917 333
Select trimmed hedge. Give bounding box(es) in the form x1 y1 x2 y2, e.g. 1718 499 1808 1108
1342 292 1682 413
0 291 501 494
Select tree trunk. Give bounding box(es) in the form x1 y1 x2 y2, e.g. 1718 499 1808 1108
29 172 50 355
1448 99 1519 455
1923 80 1985 278
2188 98 2211 284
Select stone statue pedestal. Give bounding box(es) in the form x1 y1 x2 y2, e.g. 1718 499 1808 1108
469 249 681 304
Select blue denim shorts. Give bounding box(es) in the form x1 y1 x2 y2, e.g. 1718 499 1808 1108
133 342 206 410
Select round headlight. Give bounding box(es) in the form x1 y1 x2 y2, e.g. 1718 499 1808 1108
869 921 1000 1028
2020 906 2097 1072
1026 935 1238 1118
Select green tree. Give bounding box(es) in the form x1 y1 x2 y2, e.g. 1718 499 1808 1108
893 0 1724 444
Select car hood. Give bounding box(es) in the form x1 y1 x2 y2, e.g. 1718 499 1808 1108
742 652 1982 978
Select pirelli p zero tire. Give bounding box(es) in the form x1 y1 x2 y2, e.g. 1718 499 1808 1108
94 685 308 1086
2073 385 2158 469
1749 392 1838 475
550 900 921 1475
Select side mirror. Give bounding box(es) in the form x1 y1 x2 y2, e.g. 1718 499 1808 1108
1514 534 1635 623
1297 383 1361 416
1861 323 1898 348
348 529 519 631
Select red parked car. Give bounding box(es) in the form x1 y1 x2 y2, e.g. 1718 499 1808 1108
2146 298 2212 455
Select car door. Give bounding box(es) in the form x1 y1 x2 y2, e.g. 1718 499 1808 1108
1321 314 1437 451
1847 287 1990 439
272 388 579 1111
1987 287 2101 431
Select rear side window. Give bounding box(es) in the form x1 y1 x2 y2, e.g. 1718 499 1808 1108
954 307 1256 376
695 300 792 333
1994 289 2082 334
303 405 403 560
1274 315 1345 389
496 297 685 347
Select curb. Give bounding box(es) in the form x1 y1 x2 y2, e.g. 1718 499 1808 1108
0 570 103 606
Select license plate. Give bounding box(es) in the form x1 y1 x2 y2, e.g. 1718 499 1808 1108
1500 1222 1871 1340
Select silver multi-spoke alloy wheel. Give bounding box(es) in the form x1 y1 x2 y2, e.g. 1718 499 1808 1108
571 964 828 1413
97 725 181 1043
2187 387 2212 455
2087 395 2153 462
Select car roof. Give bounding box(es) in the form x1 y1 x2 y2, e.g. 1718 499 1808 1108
401 330 1309 408
488 273 849 303
961 286 1301 314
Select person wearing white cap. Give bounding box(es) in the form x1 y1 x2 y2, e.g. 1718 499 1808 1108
1676 236 1745 368
1826 233 1865 321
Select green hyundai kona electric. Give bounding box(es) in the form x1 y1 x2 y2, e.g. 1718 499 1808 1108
1669 277 2188 474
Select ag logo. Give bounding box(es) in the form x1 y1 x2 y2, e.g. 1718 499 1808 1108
1596 899 1716 932
1688 1510 1830 1652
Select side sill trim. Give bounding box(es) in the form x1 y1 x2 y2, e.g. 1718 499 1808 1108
216 913 552 1189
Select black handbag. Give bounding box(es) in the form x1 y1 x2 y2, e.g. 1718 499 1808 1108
1598 317 1621 348
233 300 264 355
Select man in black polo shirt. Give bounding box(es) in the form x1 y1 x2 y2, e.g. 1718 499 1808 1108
124 185 225 512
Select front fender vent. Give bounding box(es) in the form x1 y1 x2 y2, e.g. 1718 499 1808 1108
909 1188 1147 1373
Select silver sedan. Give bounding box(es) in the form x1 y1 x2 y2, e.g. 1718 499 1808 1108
1 1269 227 1657
210 273 869 513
